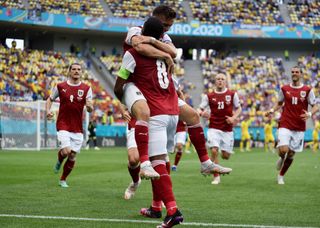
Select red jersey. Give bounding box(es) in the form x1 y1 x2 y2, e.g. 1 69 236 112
52 81 91 133
124 49 179 116
176 120 187 133
279 84 314 131
206 89 239 132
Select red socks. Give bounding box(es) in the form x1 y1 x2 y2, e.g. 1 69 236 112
280 157 293 176
188 124 210 162
60 159 75 181
152 160 177 216
174 151 182 166
135 120 149 163
128 164 140 183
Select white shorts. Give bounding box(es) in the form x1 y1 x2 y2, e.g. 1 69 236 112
277 128 304 152
126 126 137 149
174 131 187 145
123 82 146 114
178 98 186 107
207 128 234 154
148 115 178 157
57 130 83 153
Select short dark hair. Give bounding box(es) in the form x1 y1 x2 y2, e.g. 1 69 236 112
142 17 164 39
292 66 302 73
68 63 81 71
152 5 176 19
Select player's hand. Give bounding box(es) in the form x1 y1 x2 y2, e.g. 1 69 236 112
47 111 54 120
198 109 209 119
177 89 185 101
226 116 235 125
121 110 131 122
164 55 174 75
300 110 312 121
86 100 93 113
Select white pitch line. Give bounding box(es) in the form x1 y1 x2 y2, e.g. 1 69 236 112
0 214 318 228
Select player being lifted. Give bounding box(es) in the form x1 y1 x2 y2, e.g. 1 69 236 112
46 63 93 188
266 66 318 185
120 5 232 180
198 73 242 185
115 17 183 228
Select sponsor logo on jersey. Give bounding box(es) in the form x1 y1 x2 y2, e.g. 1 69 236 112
62 89 67 93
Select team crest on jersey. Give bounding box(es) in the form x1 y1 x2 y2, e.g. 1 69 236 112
225 95 231 105
78 90 84 97
300 91 306 98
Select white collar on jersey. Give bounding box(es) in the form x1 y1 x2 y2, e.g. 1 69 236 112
214 88 227 94
290 83 304 89
67 80 82 87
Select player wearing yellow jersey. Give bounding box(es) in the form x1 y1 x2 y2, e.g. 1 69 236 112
264 118 275 153
240 116 253 152
312 120 320 152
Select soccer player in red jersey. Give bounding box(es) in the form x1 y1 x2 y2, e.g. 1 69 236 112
266 66 318 185
116 17 183 228
119 5 232 179
46 63 93 188
171 120 187 172
198 73 242 185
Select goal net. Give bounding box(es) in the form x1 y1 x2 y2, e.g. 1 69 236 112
0 101 88 151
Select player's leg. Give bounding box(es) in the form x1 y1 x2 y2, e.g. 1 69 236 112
179 103 232 175
245 135 251 151
124 148 141 200
85 136 91 150
240 135 245 152
215 131 233 185
123 83 159 179
312 132 318 152
60 151 76 188
93 135 99 150
141 115 183 227
172 131 186 171
54 130 71 174
278 130 304 184
59 132 83 187
207 129 221 184
124 127 141 199
172 142 183 171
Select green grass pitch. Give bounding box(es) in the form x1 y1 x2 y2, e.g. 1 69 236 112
0 147 319 228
